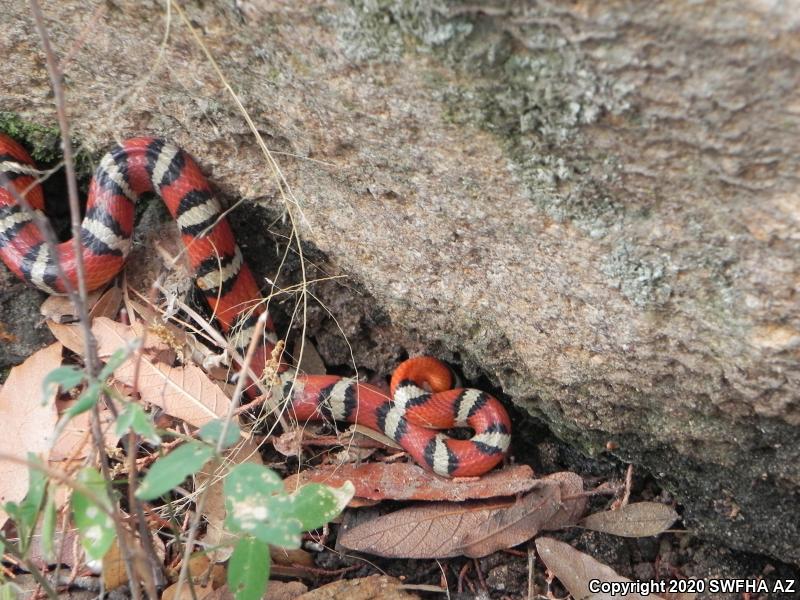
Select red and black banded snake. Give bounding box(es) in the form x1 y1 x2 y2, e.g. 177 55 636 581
0 134 511 477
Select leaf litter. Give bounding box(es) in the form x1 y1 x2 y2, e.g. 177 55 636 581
0 343 61 528
338 471 587 559
1 277 692 598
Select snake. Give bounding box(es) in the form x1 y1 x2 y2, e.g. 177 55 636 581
0 134 511 477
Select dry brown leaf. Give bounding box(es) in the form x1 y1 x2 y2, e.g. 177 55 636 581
283 463 537 502
459 480 562 557
273 429 305 457
40 287 121 325
185 552 227 589
46 321 85 355
88 286 123 320
347 424 401 449
328 445 377 467
338 498 513 558
0 343 61 527
26 524 81 568
40 291 102 323
536 537 677 600
271 547 316 568
49 407 118 463
103 536 128 590
264 581 309 600
296 575 418 600
541 471 588 531
92 317 231 427
198 583 310 600
581 501 679 538
43 289 123 357
162 582 215 600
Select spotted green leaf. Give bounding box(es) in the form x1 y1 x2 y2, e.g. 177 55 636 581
224 463 302 548
290 481 355 532
71 468 114 560
115 403 161 445
228 536 270 600
136 441 215 500
198 419 240 449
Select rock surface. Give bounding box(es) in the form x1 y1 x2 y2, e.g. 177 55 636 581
1 0 798 564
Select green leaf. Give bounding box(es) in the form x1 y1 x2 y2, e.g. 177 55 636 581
40 491 57 563
0 582 22 600
98 345 136 381
115 403 161 445
224 463 302 548
228 536 270 600
71 468 114 561
5 455 49 551
198 420 240 449
135 441 215 501
290 481 355 532
63 382 102 419
42 366 84 401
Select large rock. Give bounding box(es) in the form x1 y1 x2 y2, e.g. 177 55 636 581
1 1 798 563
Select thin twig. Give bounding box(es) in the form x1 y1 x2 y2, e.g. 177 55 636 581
28 1 142 596
171 312 269 600
28 0 98 377
0 453 115 517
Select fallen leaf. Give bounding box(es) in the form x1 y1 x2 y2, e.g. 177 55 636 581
92 317 231 427
45 321 85 355
581 501 679 538
89 286 123 320
0 343 61 528
40 291 102 323
103 536 128 590
541 471 587 531
283 463 537 502
185 552 227 589
347 424 401 449
208 582 310 600
328 445 377 467
162 582 215 600
26 524 82 568
338 499 513 558
271 547 315 568
266 581 310 600
49 408 119 463
296 575 418 600
536 537 682 600
459 480 562 558
273 429 305 457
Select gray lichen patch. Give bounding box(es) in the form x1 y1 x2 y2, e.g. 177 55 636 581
332 2 630 228
329 0 474 63
601 241 673 307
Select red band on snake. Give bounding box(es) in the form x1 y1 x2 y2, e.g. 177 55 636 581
0 135 511 477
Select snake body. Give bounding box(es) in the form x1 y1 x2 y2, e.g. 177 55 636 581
0 135 511 477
